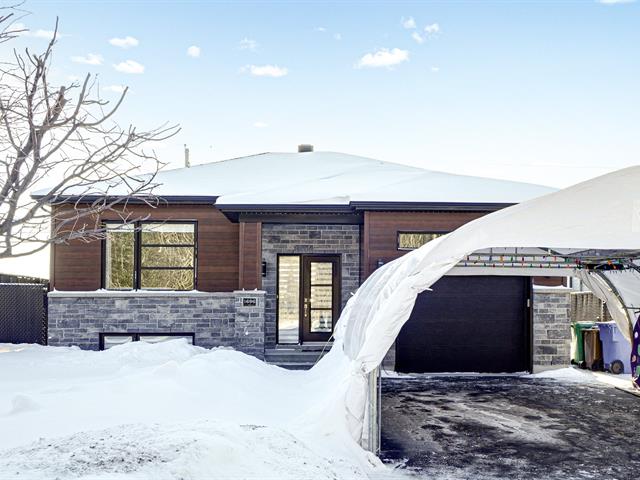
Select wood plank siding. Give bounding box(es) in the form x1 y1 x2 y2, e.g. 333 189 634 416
52 205 562 292
238 221 262 290
362 210 564 286
362 211 485 279
52 204 239 292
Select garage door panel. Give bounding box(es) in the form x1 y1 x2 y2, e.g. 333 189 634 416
396 276 530 373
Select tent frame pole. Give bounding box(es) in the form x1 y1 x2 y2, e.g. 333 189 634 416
366 367 381 454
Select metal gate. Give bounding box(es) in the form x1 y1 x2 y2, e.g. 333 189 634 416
0 279 48 345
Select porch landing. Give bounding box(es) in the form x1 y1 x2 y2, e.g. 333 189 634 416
265 343 332 370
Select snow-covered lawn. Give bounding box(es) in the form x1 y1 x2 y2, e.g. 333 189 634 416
0 341 393 480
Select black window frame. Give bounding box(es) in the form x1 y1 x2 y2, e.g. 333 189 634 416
102 220 198 291
99 332 196 350
397 231 447 251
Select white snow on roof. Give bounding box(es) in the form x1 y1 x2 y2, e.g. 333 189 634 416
34 151 555 205
155 151 555 205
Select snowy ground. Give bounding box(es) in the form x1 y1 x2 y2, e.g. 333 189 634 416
4 343 636 480
0 341 395 480
381 370 639 480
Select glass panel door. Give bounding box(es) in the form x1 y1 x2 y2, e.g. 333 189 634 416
276 254 341 344
277 256 300 344
302 256 340 343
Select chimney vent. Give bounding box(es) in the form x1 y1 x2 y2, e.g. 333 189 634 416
184 144 191 168
298 144 313 153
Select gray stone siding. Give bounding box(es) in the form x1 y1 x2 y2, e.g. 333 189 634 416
533 287 572 372
48 290 265 359
261 223 360 347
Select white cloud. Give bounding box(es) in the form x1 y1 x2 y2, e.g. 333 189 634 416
356 48 409 69
401 17 417 29
104 84 127 93
109 36 139 49
424 23 440 35
239 38 258 51
70 53 103 65
32 29 58 40
598 0 636 3
10 22 63 40
431 66 440 73
253 121 268 128
334 33 342 41
242 64 288 77
411 31 424 44
187 45 201 58
113 60 145 74
314 26 326 32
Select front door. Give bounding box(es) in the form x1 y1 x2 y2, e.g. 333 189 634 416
302 255 340 343
277 255 341 344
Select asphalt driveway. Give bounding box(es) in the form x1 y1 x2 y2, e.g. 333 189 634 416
381 374 640 480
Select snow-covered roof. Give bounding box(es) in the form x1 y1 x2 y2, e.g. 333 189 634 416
33 151 555 207
154 152 555 206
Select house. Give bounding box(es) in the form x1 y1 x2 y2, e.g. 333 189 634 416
37 146 571 372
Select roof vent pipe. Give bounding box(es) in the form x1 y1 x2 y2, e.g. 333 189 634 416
298 144 313 153
184 144 191 168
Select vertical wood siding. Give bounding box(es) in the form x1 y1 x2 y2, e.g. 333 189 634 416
362 211 486 280
52 204 239 292
362 211 565 286
238 221 262 290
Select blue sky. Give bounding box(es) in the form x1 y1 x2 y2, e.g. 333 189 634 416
1 0 639 276
7 0 639 187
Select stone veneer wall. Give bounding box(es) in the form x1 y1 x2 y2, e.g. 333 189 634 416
261 223 360 347
532 286 572 372
47 290 266 359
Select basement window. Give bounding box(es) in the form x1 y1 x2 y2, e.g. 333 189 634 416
103 221 197 290
397 232 445 251
99 332 195 350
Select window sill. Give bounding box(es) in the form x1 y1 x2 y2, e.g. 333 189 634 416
48 289 267 298
49 289 219 298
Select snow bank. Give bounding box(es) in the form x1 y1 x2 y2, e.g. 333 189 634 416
530 367 636 393
0 421 373 480
0 341 388 479
530 367 599 383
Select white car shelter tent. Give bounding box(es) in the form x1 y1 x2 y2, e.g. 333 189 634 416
323 166 640 452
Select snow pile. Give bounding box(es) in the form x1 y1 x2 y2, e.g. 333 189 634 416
531 367 636 393
530 367 600 383
0 341 388 480
1 421 370 480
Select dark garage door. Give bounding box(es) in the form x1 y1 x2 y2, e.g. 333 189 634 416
396 276 531 374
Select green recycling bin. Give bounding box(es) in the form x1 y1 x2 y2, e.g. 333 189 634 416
571 322 596 368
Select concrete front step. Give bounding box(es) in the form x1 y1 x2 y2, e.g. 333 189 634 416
265 344 332 370
273 342 333 351
269 362 317 371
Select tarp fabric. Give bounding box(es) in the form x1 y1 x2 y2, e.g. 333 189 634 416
325 166 640 442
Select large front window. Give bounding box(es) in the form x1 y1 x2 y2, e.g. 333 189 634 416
104 221 196 290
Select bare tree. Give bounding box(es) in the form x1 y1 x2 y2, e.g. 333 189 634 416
0 16 179 259
0 3 28 43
